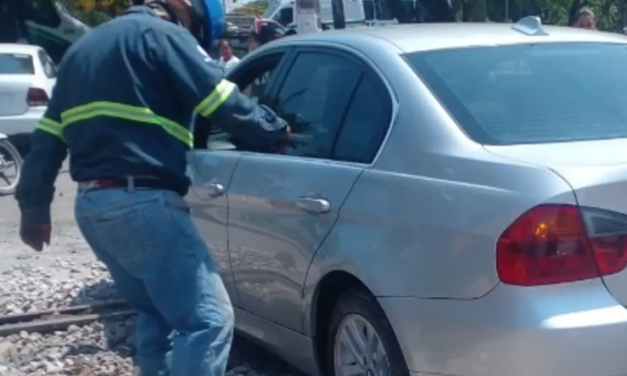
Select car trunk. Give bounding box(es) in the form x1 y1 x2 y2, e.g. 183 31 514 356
485 138 627 304
0 76 31 117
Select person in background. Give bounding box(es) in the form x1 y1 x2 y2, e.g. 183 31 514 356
573 6 596 30
217 39 239 73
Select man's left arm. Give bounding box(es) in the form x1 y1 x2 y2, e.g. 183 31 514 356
15 86 68 226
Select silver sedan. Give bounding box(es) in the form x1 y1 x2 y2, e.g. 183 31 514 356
186 17 627 376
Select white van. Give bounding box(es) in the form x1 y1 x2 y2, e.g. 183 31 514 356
263 0 365 29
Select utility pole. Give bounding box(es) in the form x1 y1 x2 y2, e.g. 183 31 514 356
295 0 322 33
331 0 345 29
505 0 509 21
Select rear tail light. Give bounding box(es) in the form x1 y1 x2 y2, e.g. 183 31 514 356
26 88 48 107
497 205 627 286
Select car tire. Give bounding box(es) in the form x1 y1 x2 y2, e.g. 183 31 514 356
326 288 410 376
0 139 23 196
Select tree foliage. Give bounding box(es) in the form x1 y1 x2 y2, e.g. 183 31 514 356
392 0 625 31
64 0 627 31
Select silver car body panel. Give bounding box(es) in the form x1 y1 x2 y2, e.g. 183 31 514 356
187 150 242 305
187 23 627 376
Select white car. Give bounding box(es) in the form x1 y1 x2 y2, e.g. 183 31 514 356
0 44 57 154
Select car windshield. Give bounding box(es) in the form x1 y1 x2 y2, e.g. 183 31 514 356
406 43 627 145
0 53 35 74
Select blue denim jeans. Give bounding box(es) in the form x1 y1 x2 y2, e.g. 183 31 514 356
74 188 234 376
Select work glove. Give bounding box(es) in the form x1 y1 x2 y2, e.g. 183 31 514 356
20 221 51 252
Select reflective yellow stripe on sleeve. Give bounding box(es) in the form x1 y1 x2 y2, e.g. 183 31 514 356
37 117 66 142
194 79 237 118
61 102 193 147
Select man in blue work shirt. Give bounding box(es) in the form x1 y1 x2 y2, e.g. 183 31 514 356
14 0 290 374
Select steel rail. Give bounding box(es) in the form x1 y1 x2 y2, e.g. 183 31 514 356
0 299 134 337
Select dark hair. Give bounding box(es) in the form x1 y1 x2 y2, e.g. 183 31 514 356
576 6 595 19
219 39 231 48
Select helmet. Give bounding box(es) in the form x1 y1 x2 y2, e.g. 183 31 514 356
136 0 224 49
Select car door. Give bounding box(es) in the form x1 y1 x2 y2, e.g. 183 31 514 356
228 48 370 331
186 49 292 307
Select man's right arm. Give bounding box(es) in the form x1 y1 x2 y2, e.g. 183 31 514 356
147 28 288 147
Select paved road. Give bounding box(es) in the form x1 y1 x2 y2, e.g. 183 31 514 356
0 161 96 274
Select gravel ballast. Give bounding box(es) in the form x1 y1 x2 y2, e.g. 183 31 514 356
0 259 302 376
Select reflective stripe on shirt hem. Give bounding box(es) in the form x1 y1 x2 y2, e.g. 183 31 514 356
61 102 193 147
37 117 65 142
194 79 237 118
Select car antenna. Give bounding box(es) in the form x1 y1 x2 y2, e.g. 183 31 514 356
512 16 549 36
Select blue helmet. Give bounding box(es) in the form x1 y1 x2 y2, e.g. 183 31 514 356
139 0 224 49
187 0 224 49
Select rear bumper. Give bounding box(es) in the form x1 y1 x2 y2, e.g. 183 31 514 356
0 107 45 136
380 279 627 376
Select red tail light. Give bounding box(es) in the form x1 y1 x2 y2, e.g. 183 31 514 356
26 88 48 107
497 205 627 286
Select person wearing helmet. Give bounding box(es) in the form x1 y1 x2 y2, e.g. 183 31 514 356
14 0 290 375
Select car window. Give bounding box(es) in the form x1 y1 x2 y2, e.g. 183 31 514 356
0 53 35 74
198 52 286 151
23 0 61 28
277 51 361 159
406 43 627 145
333 74 392 163
242 68 275 104
38 49 57 78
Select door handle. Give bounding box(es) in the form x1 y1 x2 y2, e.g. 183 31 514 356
206 182 225 197
296 197 331 214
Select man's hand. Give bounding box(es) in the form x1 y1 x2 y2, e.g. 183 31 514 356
275 125 291 154
20 222 51 251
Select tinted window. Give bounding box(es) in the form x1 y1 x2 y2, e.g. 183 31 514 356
406 43 627 145
201 53 285 150
276 52 361 159
38 49 57 78
334 75 392 163
0 53 34 74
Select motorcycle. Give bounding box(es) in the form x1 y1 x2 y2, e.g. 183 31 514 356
0 133 23 195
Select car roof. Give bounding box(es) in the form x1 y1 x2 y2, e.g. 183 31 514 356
0 43 43 55
271 22 627 54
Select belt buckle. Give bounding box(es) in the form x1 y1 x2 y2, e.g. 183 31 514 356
78 180 98 191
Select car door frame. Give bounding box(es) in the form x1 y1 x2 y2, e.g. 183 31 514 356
227 43 390 332
226 45 297 102
187 45 297 308
192 44 296 152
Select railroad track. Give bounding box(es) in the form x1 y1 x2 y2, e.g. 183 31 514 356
0 300 134 337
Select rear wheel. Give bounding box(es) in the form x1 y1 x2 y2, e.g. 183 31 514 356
0 139 23 195
326 289 409 376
